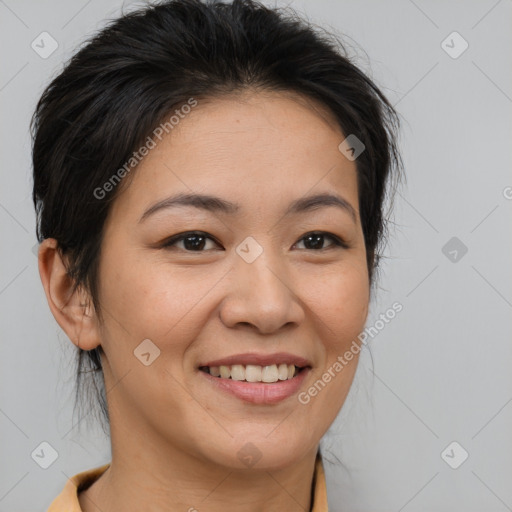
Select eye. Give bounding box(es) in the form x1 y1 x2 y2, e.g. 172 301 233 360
161 230 348 252
294 231 348 251
162 231 222 252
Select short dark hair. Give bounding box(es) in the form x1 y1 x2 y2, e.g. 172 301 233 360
31 0 403 433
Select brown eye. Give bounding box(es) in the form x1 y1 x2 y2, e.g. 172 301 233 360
294 232 347 250
162 231 221 252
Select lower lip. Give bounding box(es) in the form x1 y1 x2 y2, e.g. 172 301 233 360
199 368 310 404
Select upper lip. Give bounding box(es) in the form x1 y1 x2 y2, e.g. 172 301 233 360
199 352 312 368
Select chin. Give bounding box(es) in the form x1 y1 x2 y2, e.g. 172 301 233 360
198 429 319 471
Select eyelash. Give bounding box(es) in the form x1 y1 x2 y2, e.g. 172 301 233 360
161 230 349 252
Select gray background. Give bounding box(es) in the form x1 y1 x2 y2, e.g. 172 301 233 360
1 0 511 510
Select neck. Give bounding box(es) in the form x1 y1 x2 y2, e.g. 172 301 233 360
78 423 319 512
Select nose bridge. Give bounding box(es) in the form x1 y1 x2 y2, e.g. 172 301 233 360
220 234 303 332
237 234 291 301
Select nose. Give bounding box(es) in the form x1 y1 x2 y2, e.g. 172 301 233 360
219 247 305 335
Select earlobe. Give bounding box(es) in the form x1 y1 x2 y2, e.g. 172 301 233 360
38 238 101 351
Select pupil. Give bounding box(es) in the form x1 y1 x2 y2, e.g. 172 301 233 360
184 235 205 250
305 234 323 250
182 234 325 251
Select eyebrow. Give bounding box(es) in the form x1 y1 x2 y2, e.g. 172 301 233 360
139 192 357 223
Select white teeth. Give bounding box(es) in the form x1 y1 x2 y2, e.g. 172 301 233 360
245 365 262 382
262 364 279 383
230 364 245 381
206 363 299 382
278 363 289 380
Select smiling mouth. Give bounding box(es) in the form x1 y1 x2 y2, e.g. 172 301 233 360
199 364 306 383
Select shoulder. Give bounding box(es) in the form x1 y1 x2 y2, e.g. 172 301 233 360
46 463 110 512
311 452 329 512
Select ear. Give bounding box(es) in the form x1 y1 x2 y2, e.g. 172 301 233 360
38 238 101 351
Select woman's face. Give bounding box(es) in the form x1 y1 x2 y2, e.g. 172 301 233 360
94 91 369 469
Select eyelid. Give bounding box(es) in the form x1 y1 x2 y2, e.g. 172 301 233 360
161 230 349 252
161 231 222 250
293 231 349 250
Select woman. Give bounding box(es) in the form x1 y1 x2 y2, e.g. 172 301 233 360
32 0 402 510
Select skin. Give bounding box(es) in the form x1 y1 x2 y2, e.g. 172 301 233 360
39 90 370 511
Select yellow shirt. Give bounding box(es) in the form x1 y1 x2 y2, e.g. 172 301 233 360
47 452 328 511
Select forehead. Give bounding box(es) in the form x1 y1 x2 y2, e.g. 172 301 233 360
108 91 359 223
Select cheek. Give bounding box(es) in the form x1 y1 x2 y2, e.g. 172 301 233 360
98 253 219 354
296 264 368 435
328 277 369 346
303 259 370 348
